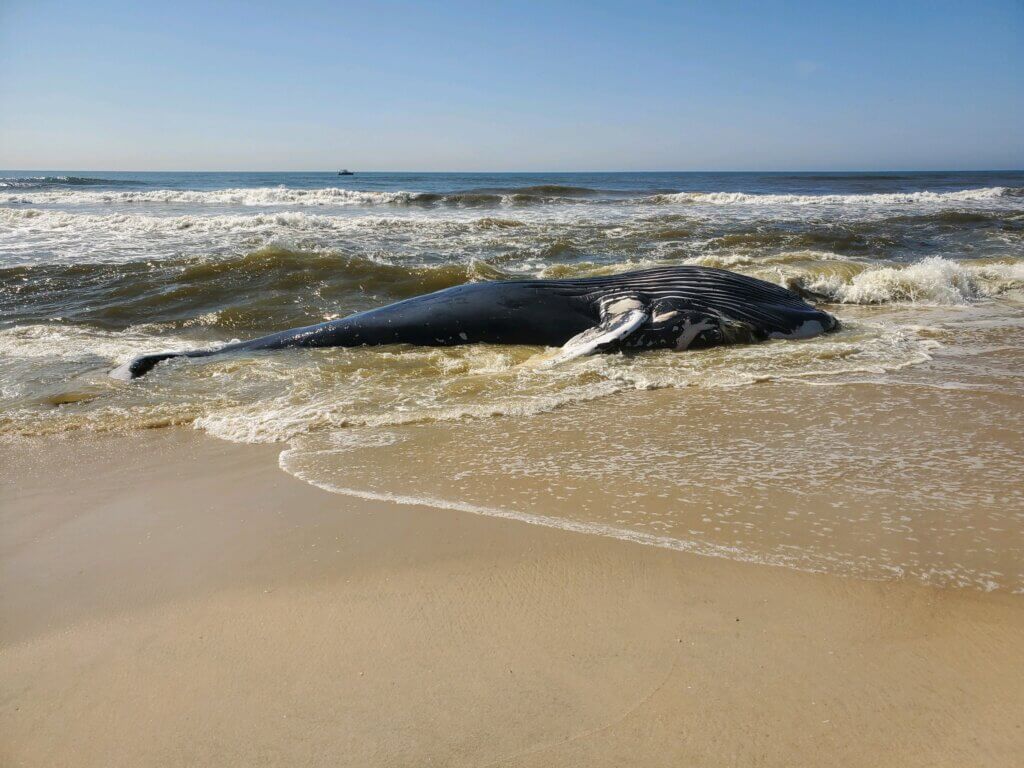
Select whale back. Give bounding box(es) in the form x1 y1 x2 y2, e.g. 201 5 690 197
113 265 837 379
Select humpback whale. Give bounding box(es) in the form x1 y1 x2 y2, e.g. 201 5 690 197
112 266 839 379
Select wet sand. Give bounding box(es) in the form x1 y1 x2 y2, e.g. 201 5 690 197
282 373 1024 592
2 430 1022 767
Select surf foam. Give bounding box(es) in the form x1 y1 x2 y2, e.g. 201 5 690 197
649 187 1020 206
793 257 1024 305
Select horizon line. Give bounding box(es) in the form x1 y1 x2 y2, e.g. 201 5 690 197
2 168 1023 175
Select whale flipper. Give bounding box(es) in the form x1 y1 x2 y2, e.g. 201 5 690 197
545 306 648 366
110 351 185 380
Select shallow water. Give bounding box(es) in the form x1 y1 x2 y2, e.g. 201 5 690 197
3 171 1022 590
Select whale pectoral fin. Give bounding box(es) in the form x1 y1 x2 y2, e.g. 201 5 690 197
110 351 183 380
545 308 648 366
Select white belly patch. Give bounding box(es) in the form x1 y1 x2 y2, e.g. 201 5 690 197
604 297 644 315
651 309 680 323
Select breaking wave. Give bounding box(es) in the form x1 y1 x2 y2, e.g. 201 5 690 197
783 257 1024 305
2 186 411 206
6 183 1023 213
0 183 616 208
0 175 139 189
649 187 1021 206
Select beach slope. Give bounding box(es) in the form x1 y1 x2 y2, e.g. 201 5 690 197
1 430 1022 767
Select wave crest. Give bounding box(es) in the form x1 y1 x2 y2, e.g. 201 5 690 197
0 183 613 208
6 183 1023 210
649 187 1020 206
0 175 139 189
785 257 1024 305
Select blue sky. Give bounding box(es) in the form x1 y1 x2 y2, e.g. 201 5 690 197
1 0 1021 171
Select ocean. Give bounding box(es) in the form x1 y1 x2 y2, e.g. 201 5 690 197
2 170 1022 590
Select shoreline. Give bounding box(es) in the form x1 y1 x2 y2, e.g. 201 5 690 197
2 428 1022 767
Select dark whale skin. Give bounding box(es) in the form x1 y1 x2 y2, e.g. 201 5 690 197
116 266 839 379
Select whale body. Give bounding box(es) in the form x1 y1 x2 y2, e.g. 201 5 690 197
112 266 840 379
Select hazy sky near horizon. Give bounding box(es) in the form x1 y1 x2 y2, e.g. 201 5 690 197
1 0 1021 171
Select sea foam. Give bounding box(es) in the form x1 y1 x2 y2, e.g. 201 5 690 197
649 187 1019 206
793 257 1024 305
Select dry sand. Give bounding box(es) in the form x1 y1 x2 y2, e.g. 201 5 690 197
1 429 1022 767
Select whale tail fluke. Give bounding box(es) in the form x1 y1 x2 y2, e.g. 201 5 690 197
110 351 186 380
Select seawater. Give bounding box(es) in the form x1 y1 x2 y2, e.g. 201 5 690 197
2 171 1022 590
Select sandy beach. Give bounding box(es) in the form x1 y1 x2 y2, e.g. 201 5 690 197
3 0 1023 763
2 429 1022 768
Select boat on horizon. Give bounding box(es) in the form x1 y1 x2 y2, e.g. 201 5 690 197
338 169 354 176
